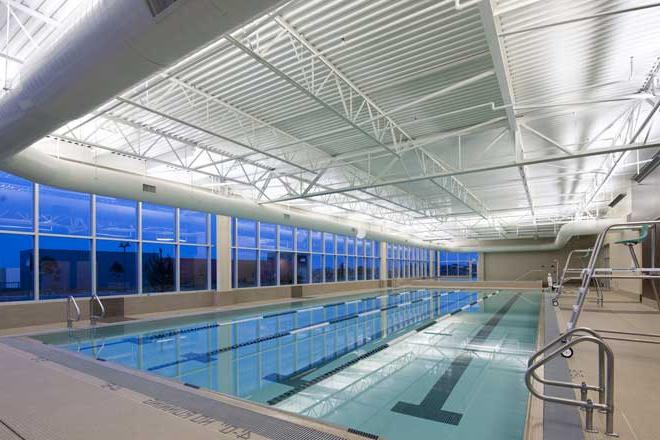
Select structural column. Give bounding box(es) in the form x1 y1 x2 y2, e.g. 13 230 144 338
217 215 232 292
380 241 388 280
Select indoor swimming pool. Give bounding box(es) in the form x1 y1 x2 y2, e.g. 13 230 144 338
36 289 541 440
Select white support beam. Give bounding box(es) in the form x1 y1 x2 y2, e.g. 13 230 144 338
0 0 60 27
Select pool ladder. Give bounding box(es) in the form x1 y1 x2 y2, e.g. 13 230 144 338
66 296 81 329
525 327 617 436
90 293 106 326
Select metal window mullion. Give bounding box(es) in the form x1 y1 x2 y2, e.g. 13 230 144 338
175 208 180 292
137 202 143 295
256 221 261 287
91 195 97 295
33 183 39 301
206 213 211 291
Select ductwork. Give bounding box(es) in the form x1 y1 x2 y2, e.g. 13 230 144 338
444 218 626 253
1 149 430 246
0 0 283 157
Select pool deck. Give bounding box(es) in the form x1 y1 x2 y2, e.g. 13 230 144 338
552 289 660 440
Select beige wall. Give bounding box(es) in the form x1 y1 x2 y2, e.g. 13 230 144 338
482 236 595 283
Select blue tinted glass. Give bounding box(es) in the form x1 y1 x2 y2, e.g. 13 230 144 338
374 258 381 279
296 228 309 251
96 196 137 239
324 232 334 254
142 243 175 293
336 255 346 281
0 172 33 232
237 248 257 287
39 185 90 236
260 250 277 286
142 203 175 242
357 238 364 256
374 240 380 257
311 231 322 253
347 256 356 281
0 233 33 301
296 253 309 284
97 240 137 295
336 235 346 254
236 219 257 248
259 223 276 249
280 252 294 285
311 254 323 283
324 255 335 282
39 236 91 299
347 236 355 255
180 245 208 291
279 225 294 251
180 210 207 244
365 240 372 256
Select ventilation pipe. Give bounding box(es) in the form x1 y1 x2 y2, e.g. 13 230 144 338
1 149 431 245
0 0 283 157
443 218 626 253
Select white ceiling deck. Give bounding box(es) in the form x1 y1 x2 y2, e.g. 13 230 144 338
3 0 660 244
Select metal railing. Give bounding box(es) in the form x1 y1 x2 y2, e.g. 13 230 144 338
568 220 660 331
66 296 81 329
552 248 604 307
526 327 616 436
90 293 106 326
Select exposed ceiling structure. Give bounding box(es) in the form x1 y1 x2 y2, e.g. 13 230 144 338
2 0 660 245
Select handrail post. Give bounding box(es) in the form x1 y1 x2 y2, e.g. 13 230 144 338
66 296 80 329
90 293 106 326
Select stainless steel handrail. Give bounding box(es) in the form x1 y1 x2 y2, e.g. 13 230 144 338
90 293 106 326
66 296 81 329
526 327 616 436
553 248 592 305
568 220 660 330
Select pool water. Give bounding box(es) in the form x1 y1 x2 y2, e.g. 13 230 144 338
41 289 540 440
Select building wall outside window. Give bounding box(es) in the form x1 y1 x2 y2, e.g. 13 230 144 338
0 171 216 302
230 217 381 288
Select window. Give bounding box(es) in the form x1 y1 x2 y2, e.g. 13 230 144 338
336 255 346 281
236 218 257 248
236 248 257 288
96 196 138 239
259 251 277 286
311 231 322 253
312 254 323 283
40 236 91 299
97 240 137 295
279 226 294 251
0 172 33 232
39 186 90 236
280 252 294 285
296 253 310 284
0 234 33 301
179 209 207 244
324 232 334 254
259 223 276 249
142 203 175 242
296 228 309 251
180 245 208 291
324 254 335 282
336 235 346 254
142 243 175 293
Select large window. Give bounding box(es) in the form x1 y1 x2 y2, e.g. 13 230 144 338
386 243 432 280
0 234 33 301
0 171 216 301
231 217 380 288
436 251 479 280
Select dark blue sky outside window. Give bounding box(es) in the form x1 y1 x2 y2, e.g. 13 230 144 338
142 242 175 293
39 236 91 299
260 250 277 286
296 228 309 252
142 203 175 242
39 185 90 236
0 233 33 301
280 252 294 285
97 240 137 295
96 196 137 239
260 223 276 249
311 231 322 253
324 232 334 254
279 225 294 251
312 254 322 283
347 236 355 255
180 209 207 244
237 249 257 288
237 219 257 248
0 172 33 232
336 235 346 254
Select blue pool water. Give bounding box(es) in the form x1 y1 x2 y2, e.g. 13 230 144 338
40 289 540 440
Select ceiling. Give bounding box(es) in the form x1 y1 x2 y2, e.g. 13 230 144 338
2 0 660 244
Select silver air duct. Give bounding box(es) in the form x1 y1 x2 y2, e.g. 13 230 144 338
0 0 283 157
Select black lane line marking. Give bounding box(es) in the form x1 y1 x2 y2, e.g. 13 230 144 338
266 344 389 405
348 427 379 439
415 321 436 332
391 292 522 425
